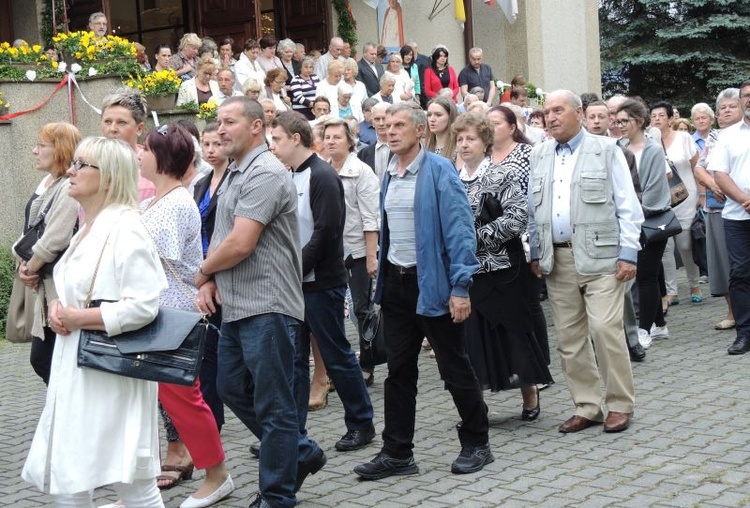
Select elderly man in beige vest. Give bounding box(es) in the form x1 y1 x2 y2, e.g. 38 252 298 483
528 90 644 434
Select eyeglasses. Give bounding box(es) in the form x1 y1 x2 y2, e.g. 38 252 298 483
71 158 100 172
614 118 634 127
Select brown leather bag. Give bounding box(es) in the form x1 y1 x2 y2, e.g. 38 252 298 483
5 272 36 343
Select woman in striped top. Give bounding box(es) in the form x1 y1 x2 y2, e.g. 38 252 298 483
290 56 320 120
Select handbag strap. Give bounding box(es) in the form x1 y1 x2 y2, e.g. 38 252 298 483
84 230 113 308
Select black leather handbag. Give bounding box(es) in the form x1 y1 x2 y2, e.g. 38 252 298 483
77 229 208 386
14 197 76 275
78 303 207 386
640 208 683 245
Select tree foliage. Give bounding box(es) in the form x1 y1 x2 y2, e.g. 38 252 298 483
599 0 750 110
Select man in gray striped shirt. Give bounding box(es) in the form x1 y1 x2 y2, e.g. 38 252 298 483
195 97 325 508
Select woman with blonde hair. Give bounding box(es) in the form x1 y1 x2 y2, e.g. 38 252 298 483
342 57 367 106
22 137 168 507
15 123 81 385
170 33 202 80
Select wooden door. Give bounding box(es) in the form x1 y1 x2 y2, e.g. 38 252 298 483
67 0 106 32
277 0 330 53
198 0 256 52
0 0 12 42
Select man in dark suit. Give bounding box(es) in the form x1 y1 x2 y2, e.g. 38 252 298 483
357 42 384 97
358 102 391 179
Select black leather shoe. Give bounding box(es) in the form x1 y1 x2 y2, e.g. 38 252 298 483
335 424 376 451
728 336 750 355
353 452 419 480
521 386 540 422
451 443 494 474
629 343 646 362
249 443 260 458
295 446 327 492
248 493 271 508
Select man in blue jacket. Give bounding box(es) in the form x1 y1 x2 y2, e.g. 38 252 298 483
354 102 492 480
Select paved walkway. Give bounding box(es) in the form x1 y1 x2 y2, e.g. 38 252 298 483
3 277 750 507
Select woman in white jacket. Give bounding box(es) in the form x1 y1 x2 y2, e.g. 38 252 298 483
22 137 168 507
176 56 220 107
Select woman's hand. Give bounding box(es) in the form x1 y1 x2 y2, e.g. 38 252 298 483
18 263 40 290
196 280 222 315
48 299 71 335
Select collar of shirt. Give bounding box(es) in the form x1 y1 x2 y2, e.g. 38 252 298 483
459 157 490 181
376 140 389 150
558 127 585 153
229 143 269 174
388 147 425 176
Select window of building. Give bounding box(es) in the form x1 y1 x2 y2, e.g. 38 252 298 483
110 0 186 58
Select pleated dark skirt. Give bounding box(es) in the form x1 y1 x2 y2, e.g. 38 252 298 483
465 258 554 392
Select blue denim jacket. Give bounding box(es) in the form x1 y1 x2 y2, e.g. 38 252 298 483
374 151 479 317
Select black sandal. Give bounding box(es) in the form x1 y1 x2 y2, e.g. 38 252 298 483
157 463 194 490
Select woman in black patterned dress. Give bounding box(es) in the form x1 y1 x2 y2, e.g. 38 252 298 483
453 111 553 422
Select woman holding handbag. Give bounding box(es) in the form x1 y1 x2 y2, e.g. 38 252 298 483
650 100 701 307
616 100 673 350
22 137 168 506
13 122 81 384
137 123 233 508
454 112 553 421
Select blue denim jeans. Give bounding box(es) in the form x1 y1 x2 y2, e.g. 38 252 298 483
295 286 374 433
217 313 300 508
724 219 750 340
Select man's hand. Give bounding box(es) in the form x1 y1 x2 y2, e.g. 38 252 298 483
449 296 471 323
196 280 221 315
615 261 636 282
195 270 210 289
366 254 378 279
530 260 543 279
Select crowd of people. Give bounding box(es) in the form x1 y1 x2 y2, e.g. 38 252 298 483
11 11 750 508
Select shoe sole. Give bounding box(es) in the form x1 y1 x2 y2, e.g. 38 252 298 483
354 465 419 480
451 454 495 474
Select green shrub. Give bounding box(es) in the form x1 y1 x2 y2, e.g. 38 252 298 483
0 247 16 339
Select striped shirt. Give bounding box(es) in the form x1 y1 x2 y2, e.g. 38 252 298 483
211 144 305 322
384 149 425 268
290 74 320 110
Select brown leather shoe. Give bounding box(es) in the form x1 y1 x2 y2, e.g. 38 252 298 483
603 411 632 433
558 415 601 433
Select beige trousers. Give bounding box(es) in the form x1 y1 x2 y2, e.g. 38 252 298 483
546 247 635 420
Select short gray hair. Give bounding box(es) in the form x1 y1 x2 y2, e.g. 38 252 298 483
221 96 265 128
716 88 740 111
89 12 106 24
468 47 483 57
102 87 147 125
387 102 427 130
691 102 715 120
549 89 582 110
363 42 377 53
179 33 202 51
379 73 396 86
278 38 296 54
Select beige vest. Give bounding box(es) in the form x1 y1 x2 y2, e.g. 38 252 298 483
531 133 621 276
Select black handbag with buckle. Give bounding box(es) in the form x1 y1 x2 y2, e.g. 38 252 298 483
640 208 683 245
14 197 77 275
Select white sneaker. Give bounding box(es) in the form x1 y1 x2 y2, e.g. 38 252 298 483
638 328 652 349
650 324 669 339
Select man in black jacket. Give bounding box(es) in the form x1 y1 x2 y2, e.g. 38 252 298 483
357 42 384 97
358 102 391 179
270 111 376 453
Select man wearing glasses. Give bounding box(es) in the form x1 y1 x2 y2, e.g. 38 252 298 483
713 80 750 356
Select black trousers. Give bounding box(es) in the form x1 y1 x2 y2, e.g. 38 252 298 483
380 267 489 459
637 238 668 330
30 326 56 385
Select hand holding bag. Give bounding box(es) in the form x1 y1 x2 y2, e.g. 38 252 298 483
77 231 208 386
360 282 387 367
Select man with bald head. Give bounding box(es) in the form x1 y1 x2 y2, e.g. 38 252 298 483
315 37 345 80
529 90 643 434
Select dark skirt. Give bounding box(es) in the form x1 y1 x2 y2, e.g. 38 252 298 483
465 256 554 392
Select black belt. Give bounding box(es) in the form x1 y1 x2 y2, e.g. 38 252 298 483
553 241 573 248
389 263 417 276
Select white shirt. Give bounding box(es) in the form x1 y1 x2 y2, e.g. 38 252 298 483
710 119 750 221
551 145 580 243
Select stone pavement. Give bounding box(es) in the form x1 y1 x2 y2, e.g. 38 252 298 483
3 276 750 507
